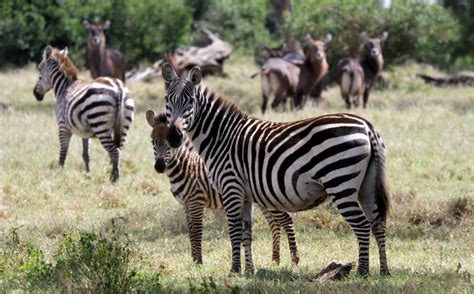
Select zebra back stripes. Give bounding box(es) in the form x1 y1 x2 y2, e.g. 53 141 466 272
162 64 390 276
146 110 299 266
33 45 134 182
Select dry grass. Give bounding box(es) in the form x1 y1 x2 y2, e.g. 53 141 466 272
0 56 473 292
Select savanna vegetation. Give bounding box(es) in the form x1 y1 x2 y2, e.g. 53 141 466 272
0 57 473 292
1 0 473 292
0 0 472 71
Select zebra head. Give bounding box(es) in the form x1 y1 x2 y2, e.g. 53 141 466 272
146 110 173 173
161 63 201 148
33 45 72 101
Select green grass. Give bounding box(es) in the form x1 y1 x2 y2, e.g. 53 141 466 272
0 57 473 292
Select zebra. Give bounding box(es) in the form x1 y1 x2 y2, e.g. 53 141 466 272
161 64 390 276
146 110 299 267
33 45 134 182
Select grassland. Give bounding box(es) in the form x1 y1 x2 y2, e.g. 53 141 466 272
0 56 473 293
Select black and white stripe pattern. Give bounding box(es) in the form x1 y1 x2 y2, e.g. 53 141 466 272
33 46 134 182
162 65 390 276
146 110 299 267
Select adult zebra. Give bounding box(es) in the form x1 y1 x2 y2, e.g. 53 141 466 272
161 64 390 276
146 110 299 268
33 45 134 182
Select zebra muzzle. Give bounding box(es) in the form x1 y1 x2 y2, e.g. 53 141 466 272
154 159 166 173
33 88 44 101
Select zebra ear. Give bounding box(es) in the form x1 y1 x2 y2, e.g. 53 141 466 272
60 47 68 56
162 63 178 84
43 45 53 60
146 110 157 127
188 66 202 85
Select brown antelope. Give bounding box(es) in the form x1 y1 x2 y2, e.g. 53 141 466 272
259 33 332 113
83 20 126 81
336 31 388 108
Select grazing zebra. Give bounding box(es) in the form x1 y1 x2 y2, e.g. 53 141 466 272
33 45 134 182
161 64 390 276
146 110 299 267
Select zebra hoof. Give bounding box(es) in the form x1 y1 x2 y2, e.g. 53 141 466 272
357 268 369 278
110 172 119 183
292 255 300 266
272 256 280 265
380 268 390 276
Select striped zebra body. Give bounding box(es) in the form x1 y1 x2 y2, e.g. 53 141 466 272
33 46 134 182
162 65 390 276
146 111 299 266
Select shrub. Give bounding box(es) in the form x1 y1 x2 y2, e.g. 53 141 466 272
0 0 193 68
280 0 461 71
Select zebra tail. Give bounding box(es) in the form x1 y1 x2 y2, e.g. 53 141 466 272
114 86 125 148
370 130 390 223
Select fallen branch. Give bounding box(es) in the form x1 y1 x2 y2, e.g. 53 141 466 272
126 29 233 82
312 262 353 282
417 73 474 87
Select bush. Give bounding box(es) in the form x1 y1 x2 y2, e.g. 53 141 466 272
0 224 162 292
0 0 193 68
280 0 461 71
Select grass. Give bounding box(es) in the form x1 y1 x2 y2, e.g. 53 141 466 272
0 56 473 292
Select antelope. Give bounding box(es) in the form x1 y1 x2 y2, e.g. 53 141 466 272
83 20 126 81
336 31 388 108
259 33 332 113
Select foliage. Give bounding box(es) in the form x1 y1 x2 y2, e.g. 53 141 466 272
0 0 193 68
0 223 162 292
280 0 462 71
197 0 275 53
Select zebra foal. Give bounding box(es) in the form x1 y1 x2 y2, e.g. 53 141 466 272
146 110 299 267
33 45 134 182
161 64 390 276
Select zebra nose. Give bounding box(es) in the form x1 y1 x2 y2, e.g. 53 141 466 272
166 124 183 148
33 87 44 101
154 159 166 173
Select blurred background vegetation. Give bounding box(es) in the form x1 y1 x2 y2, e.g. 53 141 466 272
0 0 472 72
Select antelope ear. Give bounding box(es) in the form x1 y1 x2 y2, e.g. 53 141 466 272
83 19 90 29
60 47 68 56
360 32 369 43
380 31 388 42
304 33 313 45
103 20 111 30
188 66 202 85
43 45 53 59
146 110 156 127
162 63 178 83
324 33 332 44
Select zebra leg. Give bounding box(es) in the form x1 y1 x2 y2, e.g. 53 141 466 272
359 162 390 275
275 212 299 265
58 129 72 168
82 138 90 173
242 199 254 274
260 207 281 264
223 194 244 274
185 206 204 264
97 135 120 182
330 192 371 276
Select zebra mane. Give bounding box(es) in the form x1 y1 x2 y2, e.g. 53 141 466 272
51 48 78 80
199 85 247 120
